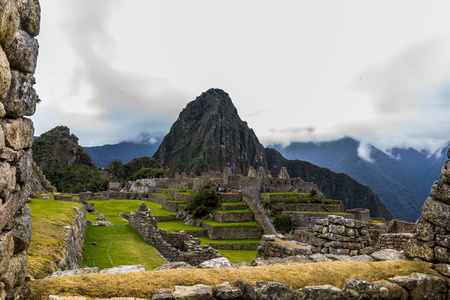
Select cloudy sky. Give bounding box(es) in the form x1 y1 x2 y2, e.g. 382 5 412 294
33 1 450 154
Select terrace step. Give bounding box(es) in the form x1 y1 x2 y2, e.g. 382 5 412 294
162 200 186 212
218 193 242 203
201 220 263 240
218 201 248 211
212 210 254 223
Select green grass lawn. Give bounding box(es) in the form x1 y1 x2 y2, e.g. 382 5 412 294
86 200 176 225
201 220 260 227
219 250 258 263
157 220 206 232
220 201 246 206
198 237 260 245
80 225 167 270
28 199 84 278
213 209 252 213
152 193 175 199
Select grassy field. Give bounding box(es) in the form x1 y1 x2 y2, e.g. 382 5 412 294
80 225 166 270
28 260 439 300
86 200 176 224
157 220 207 232
201 220 259 227
28 199 84 279
219 250 258 263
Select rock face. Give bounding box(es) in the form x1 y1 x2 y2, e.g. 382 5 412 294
405 149 450 263
0 1 40 299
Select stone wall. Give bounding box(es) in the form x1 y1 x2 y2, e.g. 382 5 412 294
202 223 263 240
0 0 40 299
405 149 450 263
311 215 374 256
129 203 221 266
385 219 415 234
57 206 87 271
290 212 355 229
257 235 311 259
346 208 371 222
377 233 413 251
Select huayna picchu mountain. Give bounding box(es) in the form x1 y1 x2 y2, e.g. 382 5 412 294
154 88 268 175
32 126 109 193
154 88 393 220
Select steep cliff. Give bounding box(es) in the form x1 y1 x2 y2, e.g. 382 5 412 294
154 89 392 220
0 0 41 299
32 126 108 193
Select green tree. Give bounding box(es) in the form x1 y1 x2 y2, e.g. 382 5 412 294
186 180 219 218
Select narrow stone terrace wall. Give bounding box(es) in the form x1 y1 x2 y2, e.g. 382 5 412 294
0 0 40 299
57 207 87 271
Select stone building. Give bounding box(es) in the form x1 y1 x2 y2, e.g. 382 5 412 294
0 0 40 299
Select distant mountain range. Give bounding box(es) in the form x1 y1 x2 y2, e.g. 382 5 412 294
270 138 449 222
84 139 162 168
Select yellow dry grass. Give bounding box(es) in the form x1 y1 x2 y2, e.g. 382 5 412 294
29 259 438 300
274 238 309 249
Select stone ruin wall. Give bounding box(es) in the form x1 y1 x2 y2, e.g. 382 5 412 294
129 203 221 266
405 148 450 263
0 1 40 299
311 215 374 256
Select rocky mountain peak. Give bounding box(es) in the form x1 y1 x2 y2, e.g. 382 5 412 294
154 88 267 175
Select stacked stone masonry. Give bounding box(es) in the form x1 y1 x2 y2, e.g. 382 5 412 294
311 215 374 256
0 1 40 299
129 203 221 266
144 272 450 300
256 235 311 259
405 149 450 263
58 207 87 271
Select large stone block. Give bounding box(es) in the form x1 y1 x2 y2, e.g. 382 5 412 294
441 161 450 184
410 273 447 300
421 197 450 230
11 204 31 253
4 29 38 74
293 285 345 300
16 0 40 37
1 117 34 150
14 149 31 184
414 217 436 242
0 231 14 271
0 250 27 291
434 246 449 263
404 239 436 261
0 45 10 102
431 181 450 205
0 162 16 193
436 235 450 248
0 183 30 231
3 70 36 117
0 0 20 48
